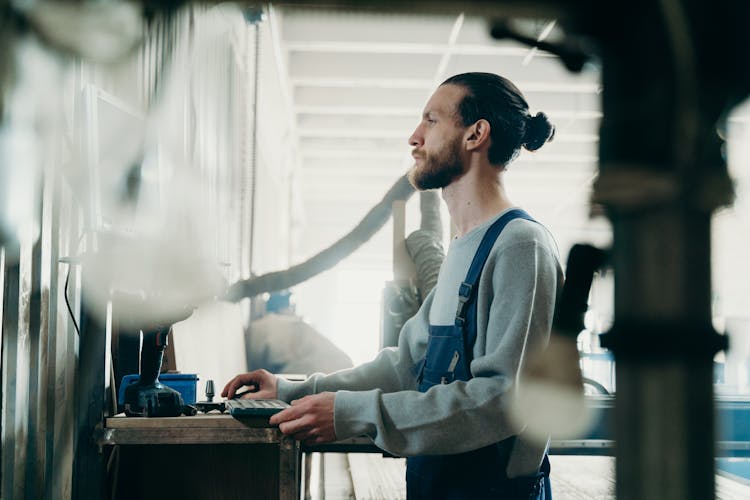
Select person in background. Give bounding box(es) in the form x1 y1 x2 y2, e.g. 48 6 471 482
224 72 561 500
246 290 353 376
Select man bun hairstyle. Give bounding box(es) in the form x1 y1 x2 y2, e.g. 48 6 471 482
523 112 555 152
441 72 555 167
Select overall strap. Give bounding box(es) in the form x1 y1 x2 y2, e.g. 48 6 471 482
455 209 536 349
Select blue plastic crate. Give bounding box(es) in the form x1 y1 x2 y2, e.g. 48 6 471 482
119 373 199 405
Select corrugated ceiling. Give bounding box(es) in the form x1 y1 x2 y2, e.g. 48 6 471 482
275 7 611 264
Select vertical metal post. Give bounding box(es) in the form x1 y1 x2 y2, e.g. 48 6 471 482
51 186 82 500
24 237 43 500
42 153 62 500
593 2 734 498
247 20 260 278
599 208 723 500
13 233 33 500
71 300 107 500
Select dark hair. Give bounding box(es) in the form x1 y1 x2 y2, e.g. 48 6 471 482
441 72 555 166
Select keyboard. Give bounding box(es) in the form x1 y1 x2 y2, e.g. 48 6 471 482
224 398 290 417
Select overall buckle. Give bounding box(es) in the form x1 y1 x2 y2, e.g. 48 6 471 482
455 282 472 323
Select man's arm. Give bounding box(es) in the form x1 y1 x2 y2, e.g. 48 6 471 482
274 295 432 401
331 238 560 456
222 291 434 412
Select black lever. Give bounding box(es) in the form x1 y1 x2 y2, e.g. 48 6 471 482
205 379 215 402
554 244 608 336
195 379 226 414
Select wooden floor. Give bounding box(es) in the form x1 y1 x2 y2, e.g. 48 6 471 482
348 454 405 500
550 456 614 499
306 454 750 500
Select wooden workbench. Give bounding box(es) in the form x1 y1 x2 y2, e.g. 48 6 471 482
101 413 300 500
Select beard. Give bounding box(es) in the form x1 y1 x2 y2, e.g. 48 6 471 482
408 134 465 190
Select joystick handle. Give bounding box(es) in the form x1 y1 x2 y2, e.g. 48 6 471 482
205 379 215 402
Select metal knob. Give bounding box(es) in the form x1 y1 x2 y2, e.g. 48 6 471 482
205 379 215 402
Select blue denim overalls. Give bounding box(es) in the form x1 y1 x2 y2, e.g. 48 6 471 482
406 209 552 500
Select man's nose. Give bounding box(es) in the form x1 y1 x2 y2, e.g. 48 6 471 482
408 127 423 147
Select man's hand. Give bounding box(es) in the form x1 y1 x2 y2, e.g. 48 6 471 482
270 392 337 445
221 369 278 400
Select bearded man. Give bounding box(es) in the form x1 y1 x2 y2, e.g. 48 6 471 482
224 72 561 500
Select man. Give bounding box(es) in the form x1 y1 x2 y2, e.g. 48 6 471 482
223 72 561 499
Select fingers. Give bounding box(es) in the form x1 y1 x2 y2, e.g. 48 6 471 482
269 401 305 426
277 412 314 436
221 374 247 398
269 393 336 444
274 411 323 443
221 370 273 399
233 385 259 399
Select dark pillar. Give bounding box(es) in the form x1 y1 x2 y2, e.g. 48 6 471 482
600 207 724 500
592 1 744 498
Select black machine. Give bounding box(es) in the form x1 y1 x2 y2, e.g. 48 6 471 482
123 326 194 417
122 331 283 418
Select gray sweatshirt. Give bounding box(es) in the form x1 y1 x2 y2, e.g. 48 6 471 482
277 207 563 477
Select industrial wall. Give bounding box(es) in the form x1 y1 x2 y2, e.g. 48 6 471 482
0 5 296 498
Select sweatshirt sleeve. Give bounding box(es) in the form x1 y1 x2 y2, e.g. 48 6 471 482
333 236 560 457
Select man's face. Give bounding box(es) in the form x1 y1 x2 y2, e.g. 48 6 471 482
407 84 467 190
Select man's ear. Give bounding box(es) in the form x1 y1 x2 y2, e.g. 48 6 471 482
464 119 491 152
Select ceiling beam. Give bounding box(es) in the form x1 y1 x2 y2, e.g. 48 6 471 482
297 127 598 142
270 0 591 22
290 77 433 89
295 106 602 121
296 105 422 116
285 41 546 56
290 76 601 94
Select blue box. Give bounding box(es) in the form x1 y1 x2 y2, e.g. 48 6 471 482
119 373 199 405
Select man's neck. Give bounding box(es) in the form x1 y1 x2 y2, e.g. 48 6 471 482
442 162 513 238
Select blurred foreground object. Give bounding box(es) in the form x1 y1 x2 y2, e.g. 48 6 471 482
0 31 64 261
82 227 227 328
24 0 143 62
511 244 608 443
